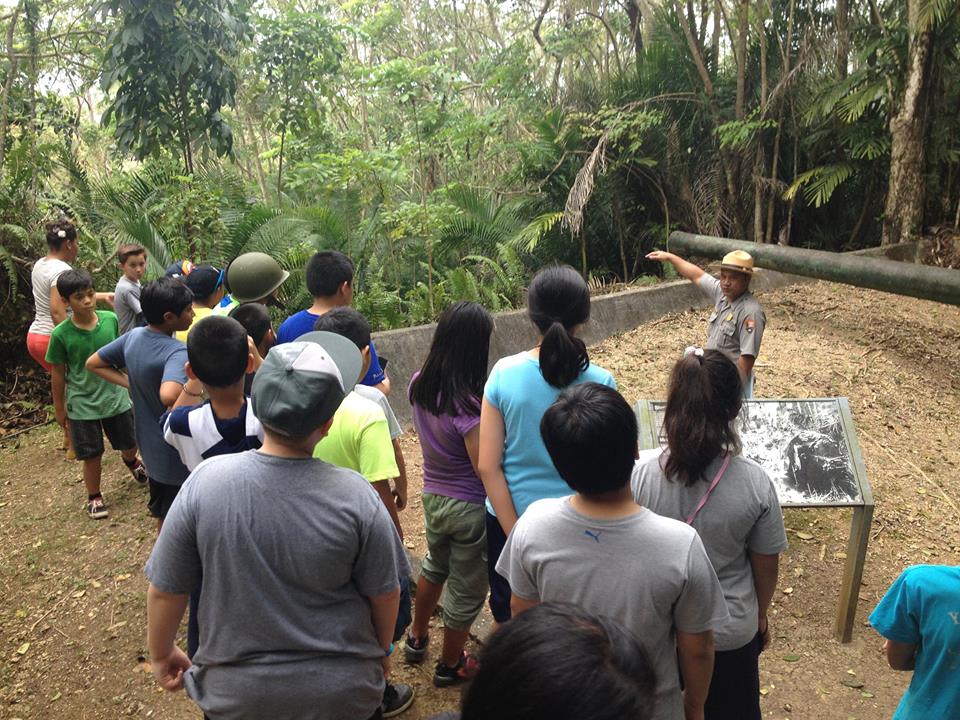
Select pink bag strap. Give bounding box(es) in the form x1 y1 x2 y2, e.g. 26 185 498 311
685 453 732 525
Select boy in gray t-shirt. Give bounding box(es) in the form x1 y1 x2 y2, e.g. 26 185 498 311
497 384 728 720
145 339 413 720
114 244 147 334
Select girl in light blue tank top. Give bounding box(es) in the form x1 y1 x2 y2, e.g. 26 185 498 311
478 265 615 622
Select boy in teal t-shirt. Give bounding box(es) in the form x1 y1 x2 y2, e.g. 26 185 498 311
46 270 147 519
869 564 960 719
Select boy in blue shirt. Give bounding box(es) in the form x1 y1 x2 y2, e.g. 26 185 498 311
86 277 194 528
869 564 960 719
46 270 147 519
276 250 390 394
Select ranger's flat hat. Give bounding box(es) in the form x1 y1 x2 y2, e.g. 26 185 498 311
720 250 755 274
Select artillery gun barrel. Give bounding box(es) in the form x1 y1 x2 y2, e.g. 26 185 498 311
668 232 960 306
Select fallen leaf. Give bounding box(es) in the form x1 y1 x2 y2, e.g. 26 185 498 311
783 654 800 662
842 678 865 689
782 587 794 595
796 531 814 540
91 580 102 589
16 642 30 655
115 573 131 582
861 692 875 698
71 590 85 599
759 688 769 696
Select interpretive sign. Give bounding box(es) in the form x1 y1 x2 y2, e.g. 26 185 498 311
634 397 873 642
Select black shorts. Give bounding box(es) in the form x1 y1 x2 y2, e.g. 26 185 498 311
69 410 137 461
148 480 181 519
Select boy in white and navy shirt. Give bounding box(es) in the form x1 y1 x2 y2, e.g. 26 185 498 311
161 314 263 657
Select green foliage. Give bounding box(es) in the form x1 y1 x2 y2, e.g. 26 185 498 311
783 164 856 208
99 0 249 171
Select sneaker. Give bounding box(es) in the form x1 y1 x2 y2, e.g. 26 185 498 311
128 459 148 484
403 633 429 664
433 651 479 688
87 496 109 520
381 682 414 718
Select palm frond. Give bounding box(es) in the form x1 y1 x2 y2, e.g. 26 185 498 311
783 163 856 208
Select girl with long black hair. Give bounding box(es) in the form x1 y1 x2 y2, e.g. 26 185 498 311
478 265 616 624
405 302 494 686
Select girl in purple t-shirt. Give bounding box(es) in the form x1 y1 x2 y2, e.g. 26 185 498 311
404 301 493 687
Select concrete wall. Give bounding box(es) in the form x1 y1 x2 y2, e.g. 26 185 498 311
374 242 918 426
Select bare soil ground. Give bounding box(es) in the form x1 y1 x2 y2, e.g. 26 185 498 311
1 279 958 720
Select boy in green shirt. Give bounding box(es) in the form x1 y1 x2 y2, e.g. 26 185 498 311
47 270 147 519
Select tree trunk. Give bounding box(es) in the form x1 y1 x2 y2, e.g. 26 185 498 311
0 4 20 186
881 14 934 246
836 0 849 78
734 0 748 120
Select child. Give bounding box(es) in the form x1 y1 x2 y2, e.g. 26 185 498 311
478 264 616 623
312 309 407 516
229 302 275 396
869 564 960 719
404 301 493 687
162 314 265 660
632 348 787 720
114 244 147 335
145 339 413 719
163 315 264 472
306 318 405 538
174 264 225 343
86 277 195 526
303 325 414 716
45 270 147 519
458 603 657 720
277 250 390 394
497 383 729 720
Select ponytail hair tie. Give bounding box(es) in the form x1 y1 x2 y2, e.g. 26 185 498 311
683 345 704 359
57 229 67 238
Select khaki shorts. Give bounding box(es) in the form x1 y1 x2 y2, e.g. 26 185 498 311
420 493 488 631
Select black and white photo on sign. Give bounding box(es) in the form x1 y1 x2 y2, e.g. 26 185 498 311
650 399 862 506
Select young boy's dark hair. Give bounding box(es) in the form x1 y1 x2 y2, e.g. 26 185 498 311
141 277 194 325
305 250 354 298
540 382 638 494
46 218 77 250
187 316 249 388
56 269 94 301
460 603 656 720
229 303 271 347
117 244 146 264
312 307 370 351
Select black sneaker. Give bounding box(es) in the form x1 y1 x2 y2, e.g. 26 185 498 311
382 682 414 718
403 633 428 664
87 496 109 520
433 651 479 688
128 459 148 484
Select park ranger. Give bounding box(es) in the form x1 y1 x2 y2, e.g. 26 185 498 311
646 249 766 396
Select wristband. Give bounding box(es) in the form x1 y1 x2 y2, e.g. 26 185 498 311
181 386 203 398
385 643 394 657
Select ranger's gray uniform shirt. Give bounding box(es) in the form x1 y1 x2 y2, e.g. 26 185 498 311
497 497 728 720
698 274 765 363
632 449 788 651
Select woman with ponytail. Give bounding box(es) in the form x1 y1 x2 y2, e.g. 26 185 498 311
478 265 615 624
632 348 787 720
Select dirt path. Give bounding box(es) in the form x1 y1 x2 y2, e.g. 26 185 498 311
1 280 958 720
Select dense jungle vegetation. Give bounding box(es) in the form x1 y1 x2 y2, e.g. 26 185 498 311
0 0 958 342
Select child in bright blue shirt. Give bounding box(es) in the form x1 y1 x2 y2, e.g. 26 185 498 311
869 564 960 719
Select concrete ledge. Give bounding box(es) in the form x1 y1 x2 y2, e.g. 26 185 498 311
375 242 918 426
